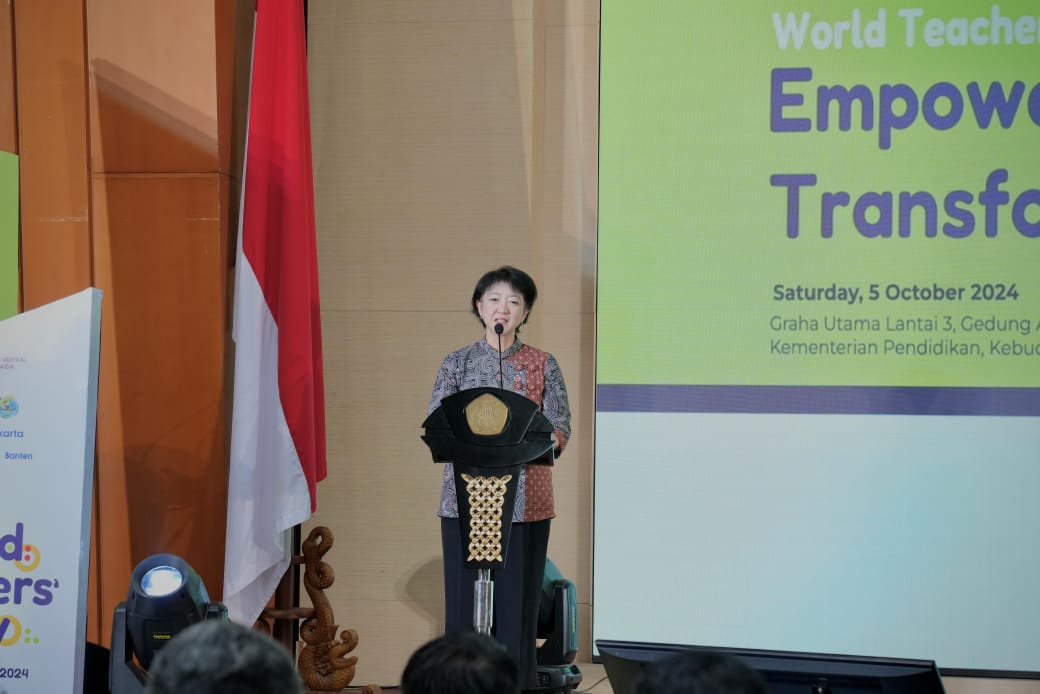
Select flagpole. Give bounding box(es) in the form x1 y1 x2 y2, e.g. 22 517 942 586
271 525 302 649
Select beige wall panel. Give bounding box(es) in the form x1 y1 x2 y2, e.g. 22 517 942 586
309 8 534 312
540 0 598 27
87 0 220 173
314 596 451 687
15 0 92 309
310 298 589 677
533 312 592 574
945 679 1040 694
308 0 602 677
527 10 600 660
307 308 461 682
309 0 533 27
535 21 599 312
311 309 470 595
92 173 230 641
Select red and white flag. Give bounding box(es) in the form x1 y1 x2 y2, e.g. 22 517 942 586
223 0 327 626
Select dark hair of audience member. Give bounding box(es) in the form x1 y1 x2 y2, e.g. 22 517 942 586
634 650 768 694
401 631 521 694
144 619 304 694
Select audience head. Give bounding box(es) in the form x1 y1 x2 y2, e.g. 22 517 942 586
401 631 521 694
144 619 304 694
634 650 767 694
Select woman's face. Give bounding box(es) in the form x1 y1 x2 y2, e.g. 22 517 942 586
475 281 528 339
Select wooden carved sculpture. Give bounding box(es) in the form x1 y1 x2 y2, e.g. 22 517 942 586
258 526 379 692
293 526 376 692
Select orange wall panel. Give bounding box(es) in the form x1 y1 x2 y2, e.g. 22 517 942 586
215 0 255 177
91 172 230 642
14 0 247 648
0 2 17 154
87 0 223 174
81 0 243 643
15 0 93 309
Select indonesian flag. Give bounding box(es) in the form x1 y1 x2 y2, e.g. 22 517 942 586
223 0 327 626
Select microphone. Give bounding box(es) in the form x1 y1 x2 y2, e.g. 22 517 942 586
494 323 504 389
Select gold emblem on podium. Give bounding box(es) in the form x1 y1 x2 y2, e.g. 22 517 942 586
465 393 509 436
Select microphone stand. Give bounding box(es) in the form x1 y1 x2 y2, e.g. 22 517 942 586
495 323 505 390
476 322 507 636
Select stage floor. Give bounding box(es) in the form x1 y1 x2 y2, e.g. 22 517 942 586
575 662 612 693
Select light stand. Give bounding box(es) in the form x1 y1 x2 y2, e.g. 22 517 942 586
109 553 227 694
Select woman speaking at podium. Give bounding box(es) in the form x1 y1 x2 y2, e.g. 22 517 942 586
427 265 571 690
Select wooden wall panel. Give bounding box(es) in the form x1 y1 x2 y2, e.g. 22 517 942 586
12 0 99 643
86 0 221 174
11 0 244 648
15 0 92 310
80 0 241 644
91 173 229 642
216 0 254 243
0 2 16 154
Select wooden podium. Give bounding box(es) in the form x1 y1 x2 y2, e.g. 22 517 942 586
421 386 555 634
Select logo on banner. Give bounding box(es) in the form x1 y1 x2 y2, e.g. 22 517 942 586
0 355 28 371
0 394 26 449
0 395 17 419
0 523 57 649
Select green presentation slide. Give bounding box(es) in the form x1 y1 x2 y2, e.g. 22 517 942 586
594 1 1040 674
0 151 17 321
599 0 1039 391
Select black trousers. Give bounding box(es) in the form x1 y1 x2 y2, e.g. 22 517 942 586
441 516 550 690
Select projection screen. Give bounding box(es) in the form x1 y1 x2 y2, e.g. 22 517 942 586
594 0 1040 674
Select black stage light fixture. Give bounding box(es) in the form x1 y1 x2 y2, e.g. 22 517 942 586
110 553 227 694
534 559 583 692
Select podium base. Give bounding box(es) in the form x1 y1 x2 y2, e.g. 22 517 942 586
527 664 582 694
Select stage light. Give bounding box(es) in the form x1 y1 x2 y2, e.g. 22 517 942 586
140 564 183 597
110 553 227 694
534 558 583 691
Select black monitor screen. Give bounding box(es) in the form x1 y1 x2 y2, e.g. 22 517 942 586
597 640 945 694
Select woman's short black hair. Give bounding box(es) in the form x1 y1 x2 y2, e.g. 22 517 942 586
470 266 538 327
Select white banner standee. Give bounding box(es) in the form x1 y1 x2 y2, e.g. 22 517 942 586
0 288 102 694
